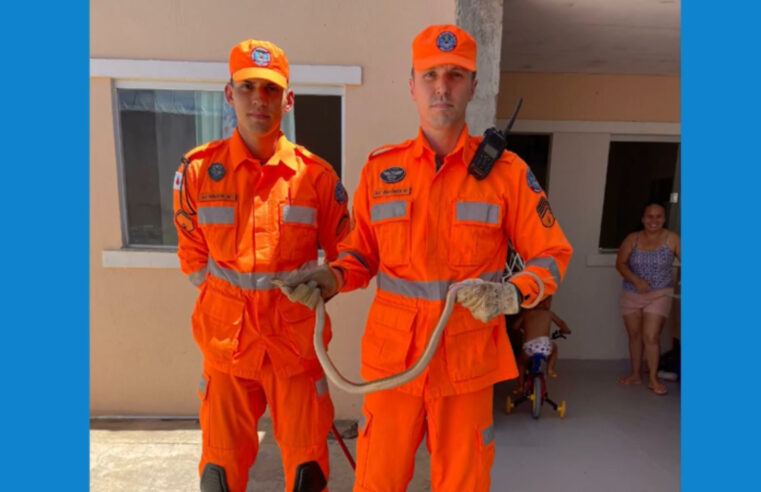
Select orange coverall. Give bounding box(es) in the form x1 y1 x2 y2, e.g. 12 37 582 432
173 128 350 492
330 126 572 492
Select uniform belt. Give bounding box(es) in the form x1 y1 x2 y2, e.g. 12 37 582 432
376 270 502 301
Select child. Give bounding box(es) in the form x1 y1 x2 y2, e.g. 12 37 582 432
509 296 571 394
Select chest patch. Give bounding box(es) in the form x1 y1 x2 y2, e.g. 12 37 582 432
380 166 405 184
208 162 226 181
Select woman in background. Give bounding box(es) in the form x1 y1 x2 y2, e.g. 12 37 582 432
616 202 680 395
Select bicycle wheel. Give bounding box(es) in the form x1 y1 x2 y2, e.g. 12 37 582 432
531 376 542 419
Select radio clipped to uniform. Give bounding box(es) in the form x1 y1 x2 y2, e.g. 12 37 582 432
467 97 523 180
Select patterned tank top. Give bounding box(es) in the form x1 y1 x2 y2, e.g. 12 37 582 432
623 232 675 292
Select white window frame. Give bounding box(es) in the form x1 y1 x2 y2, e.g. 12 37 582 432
93 58 361 269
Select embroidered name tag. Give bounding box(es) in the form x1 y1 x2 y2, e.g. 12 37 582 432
373 187 411 198
199 193 237 202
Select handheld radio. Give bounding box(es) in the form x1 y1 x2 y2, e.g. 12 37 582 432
467 97 523 180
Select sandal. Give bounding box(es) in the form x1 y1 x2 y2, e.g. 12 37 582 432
648 382 668 395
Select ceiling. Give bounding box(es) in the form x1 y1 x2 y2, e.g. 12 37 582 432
501 0 680 75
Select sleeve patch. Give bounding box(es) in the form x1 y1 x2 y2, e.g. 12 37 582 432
334 181 348 204
536 197 556 227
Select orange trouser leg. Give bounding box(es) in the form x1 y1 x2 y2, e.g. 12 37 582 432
198 363 266 492
198 361 334 492
352 386 494 492
261 366 334 492
426 386 495 492
353 389 426 492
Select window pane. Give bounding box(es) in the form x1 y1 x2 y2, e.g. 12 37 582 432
293 95 342 179
116 89 342 248
598 141 679 250
117 89 233 246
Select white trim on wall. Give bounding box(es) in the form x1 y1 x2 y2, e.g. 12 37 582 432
503 119 680 136
103 250 179 269
90 58 362 86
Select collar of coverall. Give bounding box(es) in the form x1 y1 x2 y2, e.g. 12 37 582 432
411 124 476 165
229 128 299 171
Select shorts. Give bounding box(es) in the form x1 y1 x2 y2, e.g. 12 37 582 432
620 288 674 318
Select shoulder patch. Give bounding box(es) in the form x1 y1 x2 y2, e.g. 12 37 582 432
184 139 225 162
526 169 542 193
367 139 414 160
334 180 348 204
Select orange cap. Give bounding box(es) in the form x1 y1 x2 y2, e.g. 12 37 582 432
411 24 476 72
228 39 289 88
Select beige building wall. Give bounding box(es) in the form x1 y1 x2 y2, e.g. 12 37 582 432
497 71 680 360
90 0 456 418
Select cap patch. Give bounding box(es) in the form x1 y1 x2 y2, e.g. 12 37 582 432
436 31 457 52
251 47 271 67
208 162 226 181
380 166 406 184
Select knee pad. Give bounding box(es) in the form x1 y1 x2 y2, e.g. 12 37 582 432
523 336 552 357
200 463 229 492
292 461 327 492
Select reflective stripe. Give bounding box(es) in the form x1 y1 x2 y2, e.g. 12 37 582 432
357 414 366 431
377 271 502 301
282 205 316 226
199 375 207 396
526 256 560 284
456 202 499 224
482 424 495 446
208 258 283 290
315 377 328 397
370 200 407 222
338 250 370 272
188 266 207 286
198 206 234 225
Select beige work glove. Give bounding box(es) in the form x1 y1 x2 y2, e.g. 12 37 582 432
455 279 521 322
274 265 341 310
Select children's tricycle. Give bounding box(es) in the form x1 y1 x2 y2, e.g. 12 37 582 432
505 329 568 419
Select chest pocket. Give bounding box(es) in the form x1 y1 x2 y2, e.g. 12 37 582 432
279 202 318 261
370 199 411 267
449 200 504 266
198 204 238 261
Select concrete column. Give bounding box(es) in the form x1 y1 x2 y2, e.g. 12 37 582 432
456 0 504 135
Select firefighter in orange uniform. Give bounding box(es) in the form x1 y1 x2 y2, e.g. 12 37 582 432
173 39 350 492
279 25 572 491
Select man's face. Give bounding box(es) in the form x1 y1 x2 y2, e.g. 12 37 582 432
224 78 293 136
409 64 476 130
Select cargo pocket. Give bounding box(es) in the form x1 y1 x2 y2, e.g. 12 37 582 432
449 200 503 267
191 287 245 363
279 202 318 261
370 199 411 267
360 297 416 376
277 295 324 360
198 204 238 261
444 308 498 381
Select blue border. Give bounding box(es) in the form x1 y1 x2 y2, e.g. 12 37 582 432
0 2 89 489
682 2 759 490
